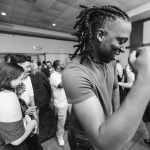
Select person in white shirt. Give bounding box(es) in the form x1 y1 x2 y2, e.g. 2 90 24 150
50 60 71 146
116 60 124 82
118 52 135 89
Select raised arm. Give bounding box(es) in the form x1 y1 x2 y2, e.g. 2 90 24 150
62 47 150 150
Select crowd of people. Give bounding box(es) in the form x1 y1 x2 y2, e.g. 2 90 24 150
0 4 150 150
0 55 71 150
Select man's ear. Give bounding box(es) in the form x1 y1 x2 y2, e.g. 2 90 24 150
97 29 105 42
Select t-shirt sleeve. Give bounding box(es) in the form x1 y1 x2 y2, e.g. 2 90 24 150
1 119 25 145
62 66 95 104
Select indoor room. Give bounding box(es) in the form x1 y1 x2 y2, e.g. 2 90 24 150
0 0 150 150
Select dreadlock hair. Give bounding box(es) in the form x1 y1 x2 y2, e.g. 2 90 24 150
71 5 130 60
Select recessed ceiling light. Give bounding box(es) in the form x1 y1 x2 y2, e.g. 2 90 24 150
52 23 56 26
1 12 7 16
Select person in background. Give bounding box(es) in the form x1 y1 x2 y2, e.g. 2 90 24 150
116 60 124 82
37 62 42 70
118 52 135 90
46 61 52 70
118 51 136 104
50 60 71 146
0 63 37 150
42 61 47 69
62 5 150 150
116 59 125 103
41 61 50 78
47 60 54 75
4 54 39 150
30 61 55 143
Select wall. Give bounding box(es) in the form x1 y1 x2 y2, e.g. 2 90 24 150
130 19 150 48
130 20 143 50
0 33 76 54
46 53 70 64
0 32 131 66
143 20 150 44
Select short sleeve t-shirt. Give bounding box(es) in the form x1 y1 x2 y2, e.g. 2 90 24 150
50 71 68 108
62 57 117 133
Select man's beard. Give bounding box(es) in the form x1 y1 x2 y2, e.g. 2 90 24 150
97 45 122 63
97 51 115 63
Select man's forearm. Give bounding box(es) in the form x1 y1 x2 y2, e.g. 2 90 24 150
97 78 150 150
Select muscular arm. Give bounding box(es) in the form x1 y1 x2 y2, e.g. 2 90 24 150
62 56 150 150
73 77 150 150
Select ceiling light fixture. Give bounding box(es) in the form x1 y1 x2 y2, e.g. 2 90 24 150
1 12 7 16
52 23 56 26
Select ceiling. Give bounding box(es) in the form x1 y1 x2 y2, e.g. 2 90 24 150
0 0 150 39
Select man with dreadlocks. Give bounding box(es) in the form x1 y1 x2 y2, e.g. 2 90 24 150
62 5 150 150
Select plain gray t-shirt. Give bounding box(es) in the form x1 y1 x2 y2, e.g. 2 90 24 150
62 57 118 134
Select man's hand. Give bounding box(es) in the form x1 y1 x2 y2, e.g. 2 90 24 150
129 47 150 83
25 106 37 116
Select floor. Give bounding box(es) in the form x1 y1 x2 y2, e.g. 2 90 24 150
41 123 150 150
41 131 70 150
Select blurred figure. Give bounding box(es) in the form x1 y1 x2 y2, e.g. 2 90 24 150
50 60 71 146
30 61 55 143
37 62 42 70
41 61 50 78
42 61 47 69
46 61 52 69
119 64 135 87
4 54 39 150
116 60 124 82
46 60 54 75
116 60 125 103
118 52 135 90
0 63 37 150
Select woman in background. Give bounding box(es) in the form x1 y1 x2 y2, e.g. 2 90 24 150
0 63 37 150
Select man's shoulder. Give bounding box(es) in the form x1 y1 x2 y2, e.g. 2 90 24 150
63 60 85 75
